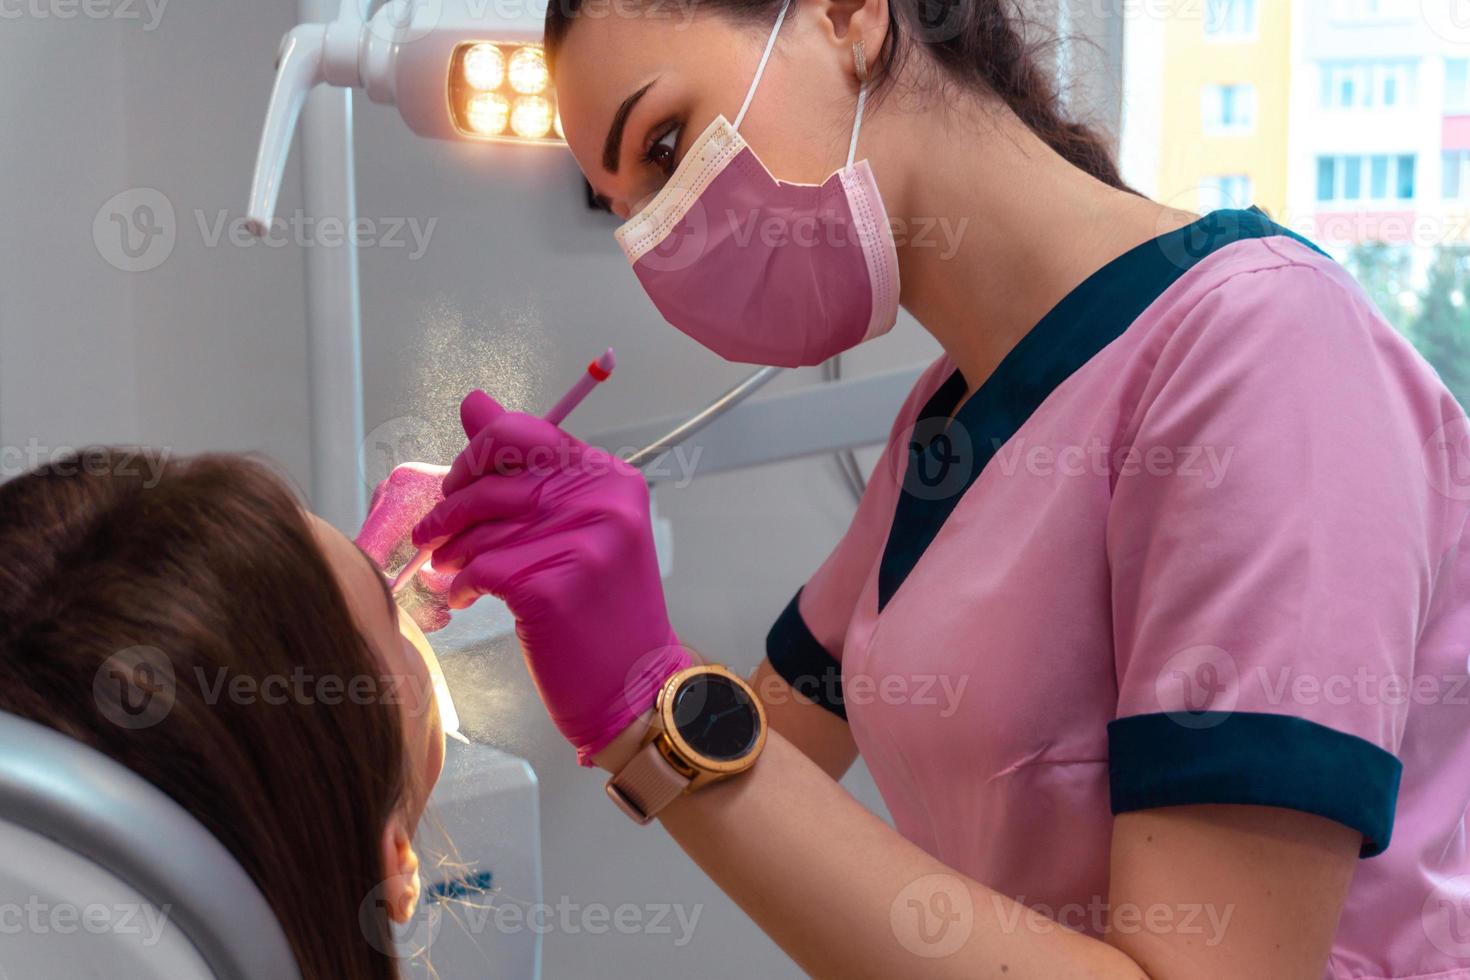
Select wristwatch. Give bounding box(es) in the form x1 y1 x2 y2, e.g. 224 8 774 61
606 664 767 824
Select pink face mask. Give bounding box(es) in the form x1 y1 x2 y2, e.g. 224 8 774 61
613 0 900 368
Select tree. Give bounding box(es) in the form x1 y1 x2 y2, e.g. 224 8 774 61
1409 246 1470 412
1345 242 1413 334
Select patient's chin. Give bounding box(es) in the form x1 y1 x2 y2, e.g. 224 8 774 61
395 570 453 632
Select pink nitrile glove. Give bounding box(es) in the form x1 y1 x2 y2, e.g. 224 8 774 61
355 462 456 633
412 391 689 764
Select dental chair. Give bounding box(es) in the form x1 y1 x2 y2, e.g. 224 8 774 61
0 711 301 978
0 710 542 978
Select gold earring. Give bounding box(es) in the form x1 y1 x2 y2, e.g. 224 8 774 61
853 40 869 83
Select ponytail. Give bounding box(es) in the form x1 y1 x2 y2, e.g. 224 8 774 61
891 0 1133 190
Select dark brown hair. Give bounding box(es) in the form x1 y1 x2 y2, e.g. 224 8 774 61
0 449 406 979
544 0 1131 190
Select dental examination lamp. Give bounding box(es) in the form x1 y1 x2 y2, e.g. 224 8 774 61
246 0 563 534
249 0 562 237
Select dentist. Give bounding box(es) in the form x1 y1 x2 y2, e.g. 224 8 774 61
410 0 1470 976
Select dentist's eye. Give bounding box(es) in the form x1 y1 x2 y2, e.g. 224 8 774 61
643 123 681 176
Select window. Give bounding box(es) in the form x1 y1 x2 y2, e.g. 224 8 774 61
1371 155 1390 199
1328 66 1358 108
1123 0 1470 411
1315 154 1417 203
1448 59 1470 114
1397 154 1416 199
1200 175 1254 212
1320 62 1415 109
1344 157 1363 199
1204 0 1256 39
1445 151 1470 199
1202 84 1257 133
1318 157 1337 202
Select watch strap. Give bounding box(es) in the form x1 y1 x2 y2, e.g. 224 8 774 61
606 741 691 825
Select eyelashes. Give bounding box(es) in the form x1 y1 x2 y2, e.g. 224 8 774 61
641 120 683 176
591 115 683 217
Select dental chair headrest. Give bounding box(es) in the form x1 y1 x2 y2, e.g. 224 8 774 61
0 711 302 979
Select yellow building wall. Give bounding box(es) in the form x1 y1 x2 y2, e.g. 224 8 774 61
1154 2 1294 216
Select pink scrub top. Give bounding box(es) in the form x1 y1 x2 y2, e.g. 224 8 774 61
767 209 1470 979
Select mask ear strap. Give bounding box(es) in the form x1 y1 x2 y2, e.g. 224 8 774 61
734 0 794 130
846 81 868 168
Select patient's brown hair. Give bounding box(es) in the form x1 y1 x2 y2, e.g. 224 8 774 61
0 449 407 979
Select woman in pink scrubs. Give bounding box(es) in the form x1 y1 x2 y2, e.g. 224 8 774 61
399 0 1470 975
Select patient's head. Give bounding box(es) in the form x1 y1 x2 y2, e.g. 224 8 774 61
0 448 446 979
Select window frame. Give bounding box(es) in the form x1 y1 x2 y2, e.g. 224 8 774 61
1201 82 1259 135
1315 153 1419 205
1203 0 1259 42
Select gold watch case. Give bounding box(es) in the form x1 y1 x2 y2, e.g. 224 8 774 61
648 664 768 792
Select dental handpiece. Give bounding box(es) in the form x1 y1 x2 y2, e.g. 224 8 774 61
390 348 617 595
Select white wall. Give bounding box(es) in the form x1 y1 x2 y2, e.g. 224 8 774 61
0 0 314 486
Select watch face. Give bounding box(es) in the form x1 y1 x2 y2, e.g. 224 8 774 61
670 672 759 762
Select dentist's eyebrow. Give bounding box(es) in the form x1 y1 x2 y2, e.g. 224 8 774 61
603 78 659 173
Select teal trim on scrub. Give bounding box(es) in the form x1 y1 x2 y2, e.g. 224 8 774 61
766 590 847 720
877 207 1327 610
1108 711 1402 858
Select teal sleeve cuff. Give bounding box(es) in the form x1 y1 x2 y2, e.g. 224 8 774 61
765 590 846 721
1108 711 1402 858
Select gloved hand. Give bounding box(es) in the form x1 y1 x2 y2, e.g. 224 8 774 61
356 462 455 632
412 391 689 763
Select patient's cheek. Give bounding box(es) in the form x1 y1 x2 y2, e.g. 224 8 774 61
393 570 453 633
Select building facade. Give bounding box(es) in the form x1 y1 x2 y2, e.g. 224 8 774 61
1123 0 1294 215
1286 0 1467 261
